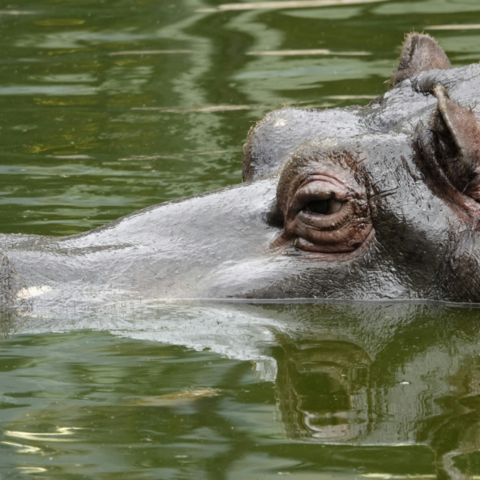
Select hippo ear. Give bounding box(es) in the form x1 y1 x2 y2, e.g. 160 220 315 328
391 33 451 86
418 85 480 201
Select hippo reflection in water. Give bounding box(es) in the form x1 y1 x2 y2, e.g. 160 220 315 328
267 303 480 479
3 33 480 310
7 301 480 478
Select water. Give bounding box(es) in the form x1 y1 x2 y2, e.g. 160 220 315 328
1 0 480 478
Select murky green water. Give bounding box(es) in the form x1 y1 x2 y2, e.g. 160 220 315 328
2 0 480 478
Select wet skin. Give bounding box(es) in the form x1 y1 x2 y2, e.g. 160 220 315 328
3 33 480 311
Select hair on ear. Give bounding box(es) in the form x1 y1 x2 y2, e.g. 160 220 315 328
390 32 451 86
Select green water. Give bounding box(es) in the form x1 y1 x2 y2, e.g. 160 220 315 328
2 0 480 478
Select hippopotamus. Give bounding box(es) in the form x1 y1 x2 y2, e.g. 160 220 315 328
3 33 480 311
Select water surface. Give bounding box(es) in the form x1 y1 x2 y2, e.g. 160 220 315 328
1 0 480 478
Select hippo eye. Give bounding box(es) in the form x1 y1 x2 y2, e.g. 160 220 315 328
305 198 343 216
272 170 374 254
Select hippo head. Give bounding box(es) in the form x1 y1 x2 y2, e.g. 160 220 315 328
5 33 480 308
214 32 480 302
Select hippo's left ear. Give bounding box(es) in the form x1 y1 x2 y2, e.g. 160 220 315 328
391 33 451 86
418 85 480 202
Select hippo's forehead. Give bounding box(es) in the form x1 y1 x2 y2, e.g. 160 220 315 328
242 104 405 182
244 63 480 183
243 106 364 181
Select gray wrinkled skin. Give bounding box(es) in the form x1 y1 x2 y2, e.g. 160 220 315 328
3 34 480 312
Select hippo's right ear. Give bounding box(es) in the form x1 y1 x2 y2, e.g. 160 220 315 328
418 85 480 204
390 33 451 86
